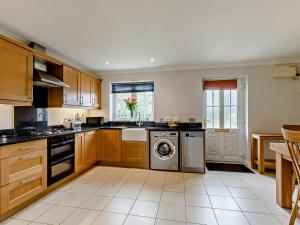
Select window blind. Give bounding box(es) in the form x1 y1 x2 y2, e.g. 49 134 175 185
203 79 237 90
111 81 154 93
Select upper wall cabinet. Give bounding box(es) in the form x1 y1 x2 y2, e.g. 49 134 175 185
93 79 101 109
0 39 33 105
63 66 81 106
80 73 93 107
48 66 101 109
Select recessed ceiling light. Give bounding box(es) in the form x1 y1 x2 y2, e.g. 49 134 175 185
104 61 110 65
150 57 155 62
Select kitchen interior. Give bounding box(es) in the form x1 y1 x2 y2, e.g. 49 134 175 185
0 1 300 225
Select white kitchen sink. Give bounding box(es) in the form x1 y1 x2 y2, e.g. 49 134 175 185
122 128 147 141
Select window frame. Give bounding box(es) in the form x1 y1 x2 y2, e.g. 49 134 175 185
204 89 239 129
110 81 155 121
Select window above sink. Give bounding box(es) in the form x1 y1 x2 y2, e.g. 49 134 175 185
110 81 154 121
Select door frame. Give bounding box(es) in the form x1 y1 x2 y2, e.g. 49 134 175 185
202 77 247 162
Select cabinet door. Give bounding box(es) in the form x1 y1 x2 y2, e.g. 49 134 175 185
122 141 147 167
0 171 46 213
63 66 81 106
92 79 101 109
80 73 93 107
75 133 84 172
0 149 46 187
99 130 122 162
0 39 33 104
84 131 97 167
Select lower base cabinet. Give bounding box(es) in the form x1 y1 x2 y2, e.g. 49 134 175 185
122 141 147 168
0 139 47 215
0 172 46 213
75 131 97 173
83 131 97 167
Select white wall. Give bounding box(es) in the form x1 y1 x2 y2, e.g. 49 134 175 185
0 104 14 129
100 65 300 160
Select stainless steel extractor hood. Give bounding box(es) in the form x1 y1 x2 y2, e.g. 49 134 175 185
33 70 70 88
29 42 69 88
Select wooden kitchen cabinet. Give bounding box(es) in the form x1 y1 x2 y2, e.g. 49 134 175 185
83 131 97 167
122 141 148 168
63 66 81 106
0 139 47 214
99 130 122 162
92 78 101 109
80 73 93 107
0 38 33 105
75 133 85 172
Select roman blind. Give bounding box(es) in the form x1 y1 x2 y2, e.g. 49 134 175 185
111 81 154 93
203 79 237 90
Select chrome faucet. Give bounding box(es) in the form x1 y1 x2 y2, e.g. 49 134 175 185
136 112 143 127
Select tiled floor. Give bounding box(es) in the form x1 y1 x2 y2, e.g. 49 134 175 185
1 166 298 225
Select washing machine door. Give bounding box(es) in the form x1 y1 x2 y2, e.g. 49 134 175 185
154 139 176 160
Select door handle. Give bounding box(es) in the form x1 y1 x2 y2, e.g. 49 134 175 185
215 128 229 132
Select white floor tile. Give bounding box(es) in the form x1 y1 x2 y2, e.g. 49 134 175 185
186 206 218 225
276 215 300 225
244 212 281 225
35 205 75 225
40 191 70 204
209 195 240 210
138 190 162 202
115 188 140 199
130 200 159 217
235 198 270 213
161 192 185 204
1 219 30 225
61 208 99 225
12 203 52 222
104 197 135 214
155 219 186 225
57 193 90 207
124 215 155 225
94 185 120 197
91 211 127 225
206 185 231 196
214 209 249 225
185 184 207 194
185 193 211 207
74 183 101 195
157 203 186 222
80 195 112 210
228 187 257 199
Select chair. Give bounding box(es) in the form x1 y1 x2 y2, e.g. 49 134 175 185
281 125 300 225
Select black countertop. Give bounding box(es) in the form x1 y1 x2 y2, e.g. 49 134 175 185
0 126 125 147
0 124 205 147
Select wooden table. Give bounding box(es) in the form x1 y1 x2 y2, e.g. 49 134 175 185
270 142 294 209
251 133 284 174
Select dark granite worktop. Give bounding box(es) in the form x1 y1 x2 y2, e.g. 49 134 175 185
0 122 204 147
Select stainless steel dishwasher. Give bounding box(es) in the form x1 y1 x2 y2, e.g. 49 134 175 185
181 131 205 173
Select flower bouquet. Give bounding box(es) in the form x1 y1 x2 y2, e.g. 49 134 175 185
124 97 137 119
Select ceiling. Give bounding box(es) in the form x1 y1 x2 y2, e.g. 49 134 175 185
0 0 300 74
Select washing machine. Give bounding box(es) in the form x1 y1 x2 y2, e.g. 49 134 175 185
150 131 179 171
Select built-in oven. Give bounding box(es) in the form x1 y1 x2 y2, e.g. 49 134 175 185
47 133 75 186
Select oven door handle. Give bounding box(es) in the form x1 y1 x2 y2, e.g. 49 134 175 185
49 140 74 148
51 154 74 166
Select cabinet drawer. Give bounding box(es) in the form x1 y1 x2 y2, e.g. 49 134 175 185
0 149 47 187
0 139 47 159
0 171 46 213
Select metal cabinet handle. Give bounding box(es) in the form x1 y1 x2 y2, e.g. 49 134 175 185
64 94 67 103
80 96 83 106
19 146 37 151
18 154 38 161
21 176 39 184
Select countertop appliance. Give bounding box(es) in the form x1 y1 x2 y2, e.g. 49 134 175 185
86 117 104 127
181 131 205 173
150 131 179 171
47 133 75 186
